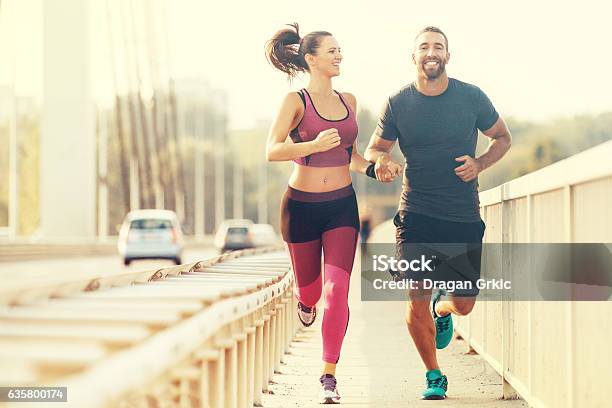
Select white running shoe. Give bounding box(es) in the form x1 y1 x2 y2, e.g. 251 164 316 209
297 301 316 327
319 374 341 404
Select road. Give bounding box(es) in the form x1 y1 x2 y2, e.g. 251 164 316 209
0 246 219 295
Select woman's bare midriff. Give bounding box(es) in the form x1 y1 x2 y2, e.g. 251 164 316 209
288 163 352 192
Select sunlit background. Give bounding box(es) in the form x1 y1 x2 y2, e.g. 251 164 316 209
1 0 611 239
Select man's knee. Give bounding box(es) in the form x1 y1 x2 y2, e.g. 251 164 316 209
451 297 475 316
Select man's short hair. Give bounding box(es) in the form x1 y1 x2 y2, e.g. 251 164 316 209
415 26 449 51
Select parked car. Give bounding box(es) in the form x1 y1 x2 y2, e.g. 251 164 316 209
214 219 254 252
118 209 184 266
250 223 279 247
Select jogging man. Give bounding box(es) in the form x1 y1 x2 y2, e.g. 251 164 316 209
364 26 512 400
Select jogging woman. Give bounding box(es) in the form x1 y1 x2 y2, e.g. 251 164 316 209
265 23 383 403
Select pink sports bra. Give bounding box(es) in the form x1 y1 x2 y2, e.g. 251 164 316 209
289 89 359 167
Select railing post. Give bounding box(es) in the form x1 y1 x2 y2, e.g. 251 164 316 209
213 325 235 408
171 365 200 408
292 289 299 337
288 289 295 340
563 184 574 408
147 376 171 407
275 299 286 371
209 335 227 408
501 184 518 400
526 193 536 404
225 321 242 408
245 315 257 408
284 292 293 359
195 346 220 408
234 318 248 408
261 305 272 393
268 299 278 382
253 308 265 406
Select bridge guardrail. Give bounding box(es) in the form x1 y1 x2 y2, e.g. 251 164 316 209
456 140 612 408
0 245 298 408
0 238 215 263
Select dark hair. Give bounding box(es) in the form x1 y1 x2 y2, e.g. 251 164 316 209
265 23 333 79
415 26 449 51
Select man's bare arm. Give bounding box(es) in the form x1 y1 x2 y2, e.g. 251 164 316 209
477 116 512 171
364 134 403 182
364 134 394 162
454 117 512 182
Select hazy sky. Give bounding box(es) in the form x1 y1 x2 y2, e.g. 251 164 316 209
3 0 612 130
164 0 612 129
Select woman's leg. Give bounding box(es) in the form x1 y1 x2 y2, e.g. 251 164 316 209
286 240 323 307
320 225 359 369
280 189 324 310
281 185 358 380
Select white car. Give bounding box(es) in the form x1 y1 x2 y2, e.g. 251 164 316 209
118 209 184 266
214 219 254 252
250 223 279 247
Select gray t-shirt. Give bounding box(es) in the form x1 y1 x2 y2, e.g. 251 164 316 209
376 78 499 223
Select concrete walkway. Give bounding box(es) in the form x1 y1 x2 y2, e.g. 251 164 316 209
262 247 527 407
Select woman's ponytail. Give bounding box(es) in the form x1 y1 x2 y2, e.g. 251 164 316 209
265 23 307 79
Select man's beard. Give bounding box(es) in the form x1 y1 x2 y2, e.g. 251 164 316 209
422 60 446 80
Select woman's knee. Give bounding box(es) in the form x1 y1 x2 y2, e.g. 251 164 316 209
296 279 322 307
323 279 349 305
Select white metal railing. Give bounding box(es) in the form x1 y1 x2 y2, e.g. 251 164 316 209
0 238 217 263
0 246 298 407
455 139 612 408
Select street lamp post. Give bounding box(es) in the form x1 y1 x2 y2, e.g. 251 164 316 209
213 98 225 230
8 82 18 239
194 103 205 238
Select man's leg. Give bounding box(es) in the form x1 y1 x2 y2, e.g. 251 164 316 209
435 295 476 317
432 294 476 350
433 237 483 349
395 212 449 399
406 286 449 400
405 286 438 371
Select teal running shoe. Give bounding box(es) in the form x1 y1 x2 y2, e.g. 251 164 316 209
422 369 448 400
432 290 453 349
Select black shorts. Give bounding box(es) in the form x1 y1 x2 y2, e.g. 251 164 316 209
393 211 485 297
280 184 360 243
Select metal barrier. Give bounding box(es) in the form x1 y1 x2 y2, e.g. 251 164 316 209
0 246 299 407
0 242 118 262
0 238 215 262
455 140 612 408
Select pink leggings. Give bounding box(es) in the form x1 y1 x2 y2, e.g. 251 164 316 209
281 185 359 363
